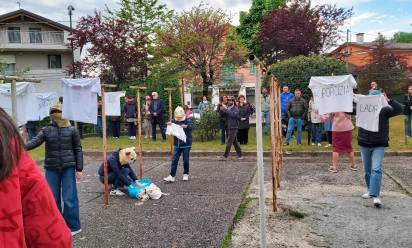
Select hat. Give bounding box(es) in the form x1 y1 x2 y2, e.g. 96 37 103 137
369 90 381 96
174 106 186 121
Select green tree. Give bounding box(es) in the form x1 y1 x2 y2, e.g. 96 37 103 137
269 55 346 99
392 32 412 43
236 0 286 56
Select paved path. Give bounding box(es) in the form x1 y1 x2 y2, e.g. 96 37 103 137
232 156 412 248
73 156 255 248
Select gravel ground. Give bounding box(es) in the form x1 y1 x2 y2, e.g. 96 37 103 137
72 156 255 248
231 156 412 248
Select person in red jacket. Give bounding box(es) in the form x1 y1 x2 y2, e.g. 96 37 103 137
0 107 72 248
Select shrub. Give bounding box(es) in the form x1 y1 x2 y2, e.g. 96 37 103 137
192 107 219 142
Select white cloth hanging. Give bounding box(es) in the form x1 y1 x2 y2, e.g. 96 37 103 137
0 82 35 126
104 91 126 116
61 78 100 124
309 75 357 115
27 92 58 121
354 94 388 132
166 123 186 142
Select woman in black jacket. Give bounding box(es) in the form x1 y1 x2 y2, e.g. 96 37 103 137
404 85 412 137
237 95 251 145
357 93 402 207
26 103 83 235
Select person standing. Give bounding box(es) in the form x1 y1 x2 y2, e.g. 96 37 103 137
261 87 270 135
219 97 243 160
285 89 307 145
149 92 167 142
123 95 138 140
358 92 403 207
324 112 356 173
237 95 251 145
323 118 332 148
143 95 152 139
280 85 294 137
217 95 229 145
25 103 83 236
198 95 210 115
309 97 322 146
369 81 384 93
403 85 412 138
164 107 193 182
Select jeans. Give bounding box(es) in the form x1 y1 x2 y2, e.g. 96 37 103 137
99 167 132 189
151 117 166 141
224 128 242 157
311 123 322 143
237 129 249 145
285 117 303 144
170 147 191 177
97 116 109 138
45 167 81 232
360 146 385 197
405 114 412 137
262 111 270 134
127 122 137 137
143 119 152 138
111 121 121 138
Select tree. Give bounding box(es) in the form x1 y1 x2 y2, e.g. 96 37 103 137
269 55 347 99
356 37 408 94
70 12 147 85
236 0 286 57
258 0 352 63
157 4 247 96
392 32 412 43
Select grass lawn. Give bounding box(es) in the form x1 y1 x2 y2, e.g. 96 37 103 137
29 116 411 160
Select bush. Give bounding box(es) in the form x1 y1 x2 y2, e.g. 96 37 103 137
192 107 219 142
269 55 347 99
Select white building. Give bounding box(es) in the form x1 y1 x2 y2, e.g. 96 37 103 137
0 9 80 94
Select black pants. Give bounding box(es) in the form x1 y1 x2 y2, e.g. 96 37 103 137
224 128 242 157
237 128 249 145
326 131 332 144
151 116 166 141
111 121 121 138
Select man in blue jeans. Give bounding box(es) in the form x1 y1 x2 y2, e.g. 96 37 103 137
357 91 402 207
285 89 307 145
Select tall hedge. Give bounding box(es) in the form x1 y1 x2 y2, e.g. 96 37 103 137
268 55 347 99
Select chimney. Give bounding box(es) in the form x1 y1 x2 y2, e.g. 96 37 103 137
356 33 365 43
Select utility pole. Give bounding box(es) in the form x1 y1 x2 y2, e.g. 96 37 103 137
68 5 75 78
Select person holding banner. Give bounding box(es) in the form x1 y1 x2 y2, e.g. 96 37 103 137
358 91 403 207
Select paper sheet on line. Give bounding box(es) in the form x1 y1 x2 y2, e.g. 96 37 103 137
166 123 186 143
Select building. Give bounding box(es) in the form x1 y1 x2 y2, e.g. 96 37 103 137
331 33 412 77
0 9 79 94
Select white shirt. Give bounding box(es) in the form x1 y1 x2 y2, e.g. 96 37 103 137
61 78 101 124
309 75 357 115
354 94 388 132
166 123 186 142
0 82 35 126
27 92 58 121
105 91 126 116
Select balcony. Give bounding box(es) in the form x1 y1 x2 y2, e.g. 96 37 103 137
0 30 69 51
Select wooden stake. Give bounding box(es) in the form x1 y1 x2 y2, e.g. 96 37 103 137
165 88 176 160
129 86 147 179
101 83 116 206
269 76 278 212
180 79 185 107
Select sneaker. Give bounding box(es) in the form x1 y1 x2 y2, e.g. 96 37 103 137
163 175 176 182
183 174 189 181
110 189 125 196
361 193 372 199
311 143 315 146
131 136 137 140
325 144 331 148
237 156 244 160
283 143 289 146
71 229 82 236
373 197 382 207
217 155 228 161
317 143 322 147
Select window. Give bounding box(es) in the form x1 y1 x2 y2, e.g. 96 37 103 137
7 27 21 43
249 63 255 74
0 63 16 76
29 28 42 43
48 55 62 69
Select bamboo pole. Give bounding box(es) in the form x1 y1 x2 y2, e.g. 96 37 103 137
165 88 176 160
269 76 278 212
129 86 147 179
274 79 282 188
101 83 116 206
180 79 185 107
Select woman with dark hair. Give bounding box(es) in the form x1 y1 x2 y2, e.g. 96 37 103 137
0 108 72 246
237 95 251 145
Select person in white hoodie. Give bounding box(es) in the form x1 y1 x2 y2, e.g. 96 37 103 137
309 97 323 146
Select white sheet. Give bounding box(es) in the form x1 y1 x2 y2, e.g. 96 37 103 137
27 92 58 121
354 94 388 132
0 82 35 126
105 91 126 116
166 123 187 142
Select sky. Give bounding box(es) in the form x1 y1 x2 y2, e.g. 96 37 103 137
0 0 411 44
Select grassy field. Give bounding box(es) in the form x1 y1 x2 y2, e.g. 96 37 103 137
29 116 411 160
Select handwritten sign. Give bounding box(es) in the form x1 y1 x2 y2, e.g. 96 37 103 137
354 94 388 132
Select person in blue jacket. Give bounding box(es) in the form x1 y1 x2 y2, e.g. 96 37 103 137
280 85 294 136
164 106 193 182
98 147 141 196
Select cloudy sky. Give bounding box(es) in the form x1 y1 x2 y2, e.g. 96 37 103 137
0 0 411 43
